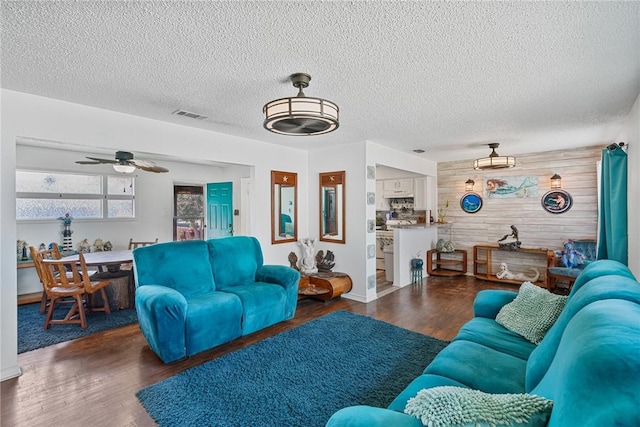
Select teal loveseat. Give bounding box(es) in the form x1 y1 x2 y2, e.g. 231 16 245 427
133 236 300 363
327 260 640 426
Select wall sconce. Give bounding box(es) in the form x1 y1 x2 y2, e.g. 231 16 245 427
550 174 562 189
465 179 475 192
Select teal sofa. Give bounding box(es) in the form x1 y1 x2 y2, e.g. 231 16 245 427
327 260 640 426
133 236 300 363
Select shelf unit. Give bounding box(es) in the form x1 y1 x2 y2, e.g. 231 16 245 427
473 245 552 288
427 249 467 277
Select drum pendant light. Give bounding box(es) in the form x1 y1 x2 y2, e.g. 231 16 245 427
263 73 339 136
473 143 516 170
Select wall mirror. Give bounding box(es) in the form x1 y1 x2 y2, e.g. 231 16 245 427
319 170 345 244
271 170 297 244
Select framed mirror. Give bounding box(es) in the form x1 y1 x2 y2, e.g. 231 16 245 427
271 170 297 244
319 170 345 244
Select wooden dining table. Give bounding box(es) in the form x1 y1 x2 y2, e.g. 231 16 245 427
49 250 136 309
58 250 133 272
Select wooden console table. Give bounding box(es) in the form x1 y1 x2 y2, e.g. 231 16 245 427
427 249 467 277
298 272 352 301
473 245 552 288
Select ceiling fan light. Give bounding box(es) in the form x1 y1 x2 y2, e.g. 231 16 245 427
473 143 516 170
113 164 136 173
263 73 339 136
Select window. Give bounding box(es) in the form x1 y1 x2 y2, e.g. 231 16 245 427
16 170 135 220
174 185 204 241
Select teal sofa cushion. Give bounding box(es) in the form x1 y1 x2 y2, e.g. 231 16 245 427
531 299 640 427
454 317 536 360
134 240 215 297
208 236 263 288
184 292 242 356
424 340 527 394
220 283 287 335
388 374 469 412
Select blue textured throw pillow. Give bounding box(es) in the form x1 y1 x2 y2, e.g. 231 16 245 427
495 281 567 344
404 386 553 427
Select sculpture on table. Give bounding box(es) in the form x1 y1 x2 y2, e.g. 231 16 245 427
436 238 455 253
497 225 521 251
288 252 299 270
78 239 90 254
58 212 74 251
17 240 28 260
103 241 113 251
298 237 318 274
316 250 335 272
496 262 539 283
93 238 105 252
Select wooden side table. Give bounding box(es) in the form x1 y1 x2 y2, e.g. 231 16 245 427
427 249 467 277
298 272 352 301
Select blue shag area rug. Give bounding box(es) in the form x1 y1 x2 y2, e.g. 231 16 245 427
136 310 449 427
18 302 138 354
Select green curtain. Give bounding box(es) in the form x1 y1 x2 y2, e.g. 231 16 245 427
597 144 628 264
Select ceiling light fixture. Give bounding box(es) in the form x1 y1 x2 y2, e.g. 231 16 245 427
263 73 339 136
113 164 136 174
473 143 516 170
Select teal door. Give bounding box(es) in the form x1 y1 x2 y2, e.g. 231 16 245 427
207 182 233 238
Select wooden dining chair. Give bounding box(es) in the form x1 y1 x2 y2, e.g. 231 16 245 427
29 243 67 314
128 238 158 250
76 253 113 315
32 249 88 329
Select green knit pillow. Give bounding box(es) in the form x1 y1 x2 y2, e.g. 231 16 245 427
404 386 553 427
495 281 567 344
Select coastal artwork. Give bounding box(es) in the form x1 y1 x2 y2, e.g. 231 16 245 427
485 176 538 198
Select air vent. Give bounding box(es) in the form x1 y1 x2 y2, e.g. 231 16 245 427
172 109 208 120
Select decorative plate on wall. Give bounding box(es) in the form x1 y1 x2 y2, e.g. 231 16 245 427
541 189 572 214
460 192 483 214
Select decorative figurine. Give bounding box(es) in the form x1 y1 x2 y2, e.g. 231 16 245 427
497 225 521 251
496 262 539 282
298 237 318 274
436 238 455 253
93 238 104 252
103 241 113 251
58 213 74 251
39 243 46 251
288 252 299 271
316 250 335 272
78 238 90 254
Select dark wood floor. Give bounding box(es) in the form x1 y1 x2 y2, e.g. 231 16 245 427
1 276 515 427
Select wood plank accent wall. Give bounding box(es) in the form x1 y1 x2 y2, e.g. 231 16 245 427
437 146 601 280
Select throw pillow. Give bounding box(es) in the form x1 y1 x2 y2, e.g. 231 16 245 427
495 281 567 344
404 386 553 427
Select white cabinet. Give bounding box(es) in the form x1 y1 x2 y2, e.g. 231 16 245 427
375 181 390 210
414 177 427 210
382 178 413 197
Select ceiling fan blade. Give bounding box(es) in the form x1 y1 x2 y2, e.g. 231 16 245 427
135 164 169 173
77 156 118 164
130 159 169 173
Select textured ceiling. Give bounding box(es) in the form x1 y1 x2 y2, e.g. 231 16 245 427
2 1 639 162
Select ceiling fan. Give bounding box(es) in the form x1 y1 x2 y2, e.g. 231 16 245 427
75 151 169 173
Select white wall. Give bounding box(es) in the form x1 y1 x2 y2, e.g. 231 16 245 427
308 142 368 300
1 89 309 380
615 92 640 277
